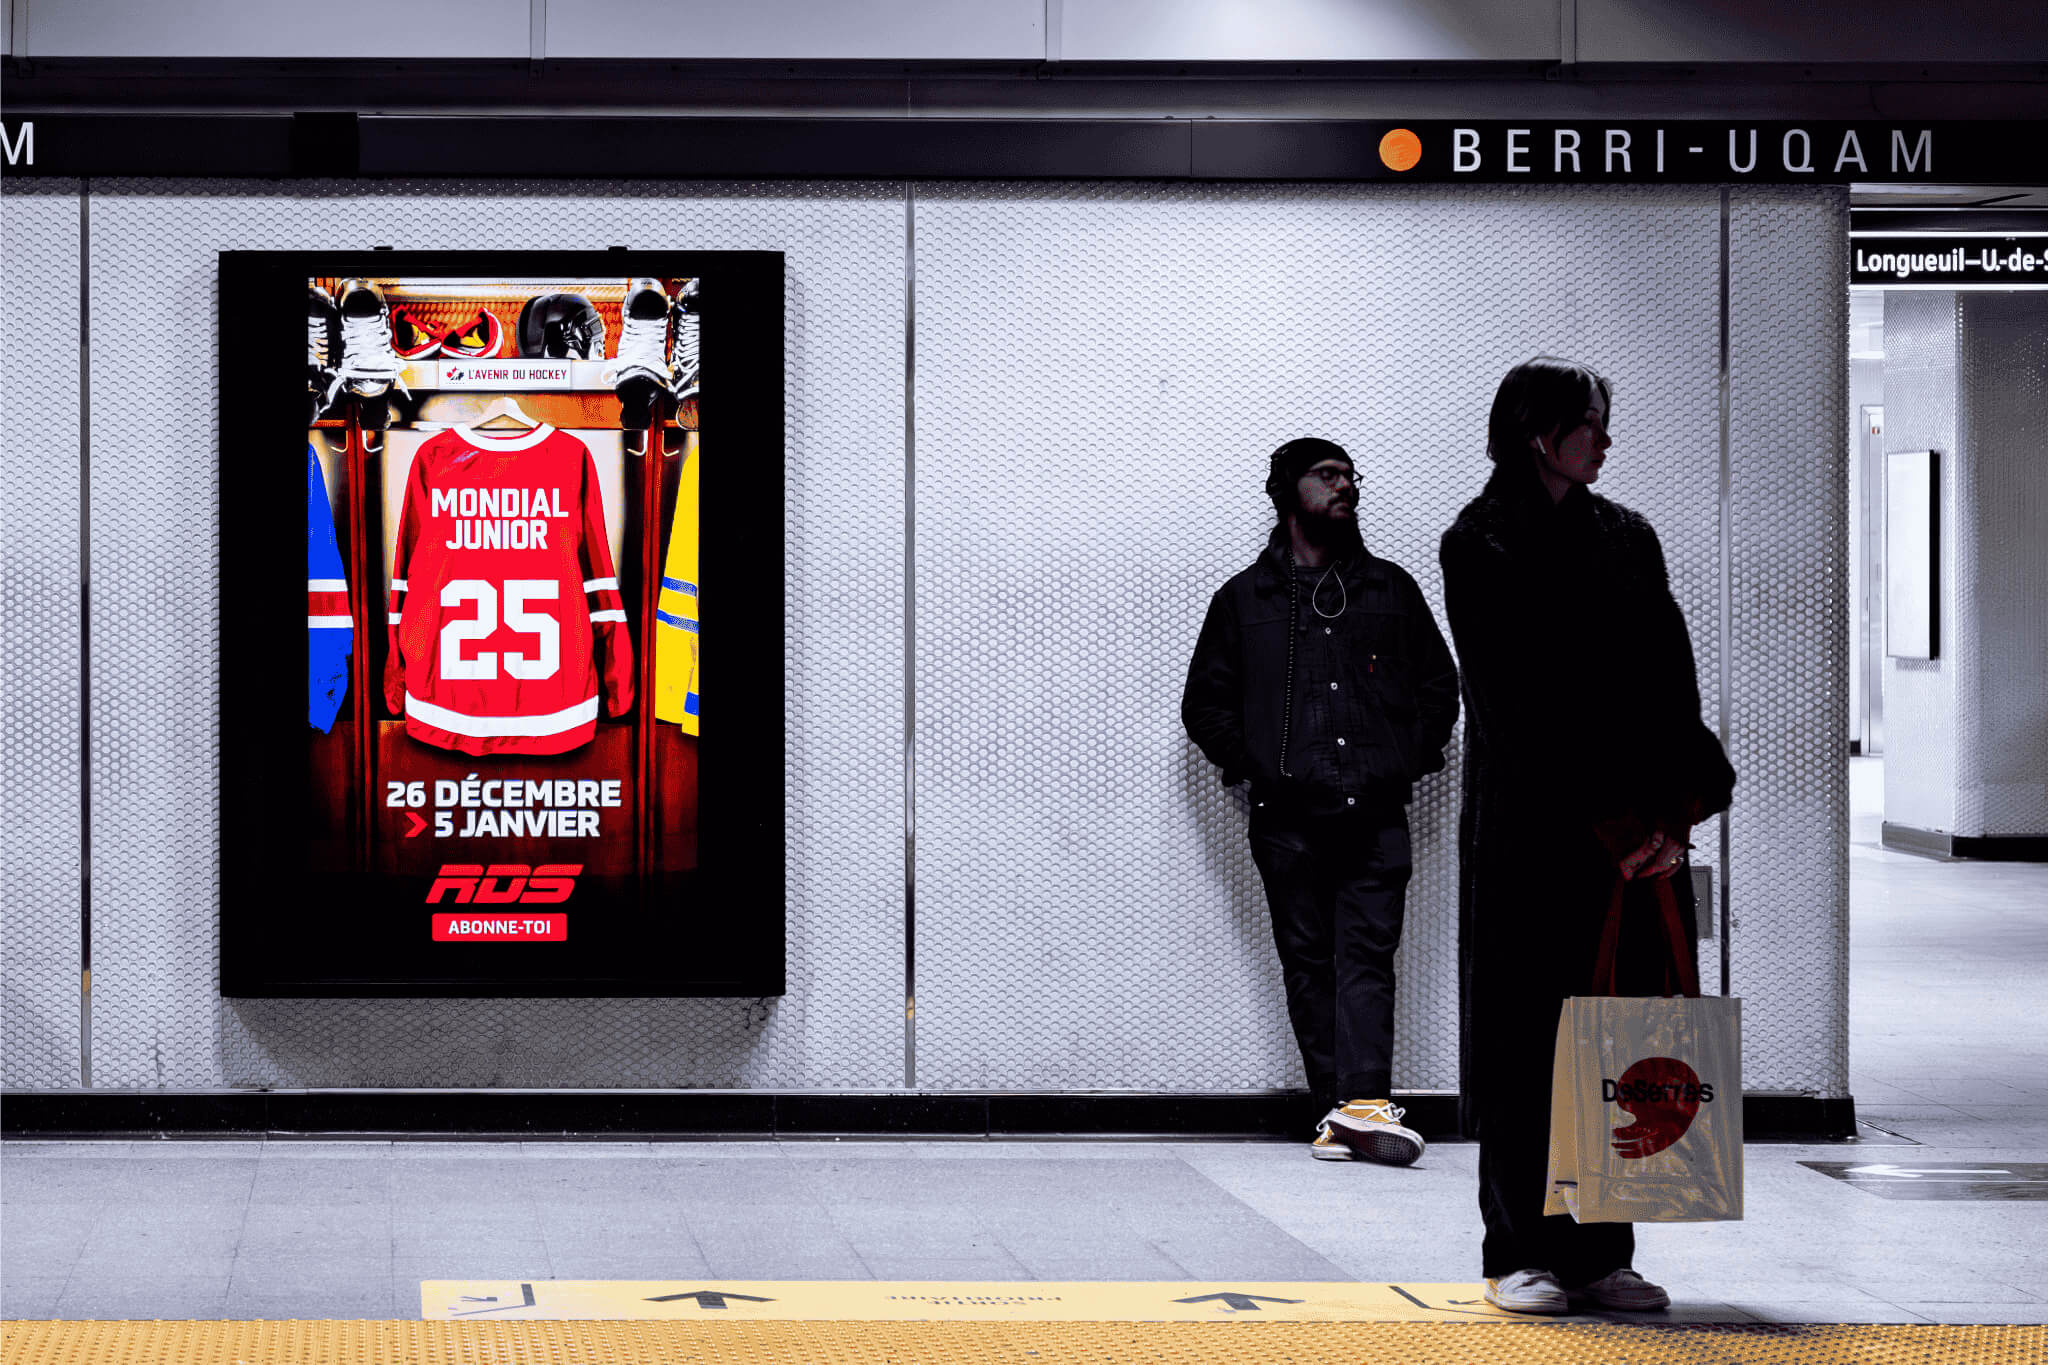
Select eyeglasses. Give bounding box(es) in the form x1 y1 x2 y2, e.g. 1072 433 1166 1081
1305 466 1357 487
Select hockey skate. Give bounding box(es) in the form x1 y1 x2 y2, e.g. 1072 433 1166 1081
670 277 701 405
605 277 673 433
307 284 339 424
328 278 412 442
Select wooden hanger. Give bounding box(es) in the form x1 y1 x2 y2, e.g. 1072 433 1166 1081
474 396 540 431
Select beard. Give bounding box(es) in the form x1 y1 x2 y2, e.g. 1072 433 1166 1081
1299 504 1364 556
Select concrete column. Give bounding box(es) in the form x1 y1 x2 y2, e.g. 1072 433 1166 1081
1881 290 2048 856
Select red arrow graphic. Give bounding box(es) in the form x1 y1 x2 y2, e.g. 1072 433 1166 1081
404 812 427 838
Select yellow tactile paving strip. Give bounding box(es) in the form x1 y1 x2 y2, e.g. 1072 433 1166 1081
5 1321 2046 1364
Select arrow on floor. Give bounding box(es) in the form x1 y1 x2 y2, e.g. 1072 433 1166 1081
1173 1292 1306 1311
1388 1285 1511 1317
452 1283 536 1315
644 1290 776 1309
1845 1164 2014 1179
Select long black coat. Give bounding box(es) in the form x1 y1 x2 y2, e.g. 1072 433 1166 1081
1439 461 1736 1125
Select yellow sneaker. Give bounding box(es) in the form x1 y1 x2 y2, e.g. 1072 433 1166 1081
1322 1098 1425 1166
1309 1125 1356 1161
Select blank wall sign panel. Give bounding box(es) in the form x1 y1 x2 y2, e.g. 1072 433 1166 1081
84 180 905 1088
0 181 85 1090
1726 186 1850 1098
1885 451 1939 660
911 182 1723 1092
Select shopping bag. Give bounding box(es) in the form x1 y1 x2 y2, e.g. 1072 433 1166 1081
1543 877 1744 1223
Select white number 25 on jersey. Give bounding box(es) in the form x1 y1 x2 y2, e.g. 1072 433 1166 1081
439 579 561 681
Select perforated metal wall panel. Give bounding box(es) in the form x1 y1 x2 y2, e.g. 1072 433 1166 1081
83 180 905 1087
10 178 1852 1098
1725 187 1849 1097
0 181 84 1089
1956 292 2048 838
1877 292 1959 835
911 183 1726 1091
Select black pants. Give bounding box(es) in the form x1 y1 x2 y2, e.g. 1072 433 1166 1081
1464 831 1691 1283
1470 954 1635 1282
1247 804 1411 1107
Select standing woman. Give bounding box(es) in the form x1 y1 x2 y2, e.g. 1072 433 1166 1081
1439 357 1736 1315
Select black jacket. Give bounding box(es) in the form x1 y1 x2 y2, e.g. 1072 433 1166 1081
1439 461 1736 842
1182 527 1461 815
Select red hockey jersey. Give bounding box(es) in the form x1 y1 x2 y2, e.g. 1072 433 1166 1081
383 424 634 755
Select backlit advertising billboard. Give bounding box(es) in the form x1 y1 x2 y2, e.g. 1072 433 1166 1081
218 250 784 996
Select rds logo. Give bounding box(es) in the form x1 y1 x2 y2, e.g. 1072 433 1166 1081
426 863 581 905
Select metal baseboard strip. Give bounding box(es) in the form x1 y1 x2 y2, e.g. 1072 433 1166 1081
0 1090 1855 1141
1881 823 2048 862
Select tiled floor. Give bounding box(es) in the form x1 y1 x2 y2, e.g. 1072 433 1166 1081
4 758 2044 1323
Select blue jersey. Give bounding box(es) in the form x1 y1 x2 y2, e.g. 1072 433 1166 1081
308 444 353 731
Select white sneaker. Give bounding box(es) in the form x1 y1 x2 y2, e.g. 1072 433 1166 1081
1484 1268 1569 1315
1321 1099 1425 1166
1575 1268 1670 1311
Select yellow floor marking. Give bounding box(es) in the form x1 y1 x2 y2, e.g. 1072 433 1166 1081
422 1279 1530 1322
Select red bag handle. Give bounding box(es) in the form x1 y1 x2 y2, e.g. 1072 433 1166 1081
1590 874 1702 999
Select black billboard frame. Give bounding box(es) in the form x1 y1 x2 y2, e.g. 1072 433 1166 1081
217 249 785 998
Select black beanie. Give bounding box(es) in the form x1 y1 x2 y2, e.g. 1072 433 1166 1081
1266 437 1353 511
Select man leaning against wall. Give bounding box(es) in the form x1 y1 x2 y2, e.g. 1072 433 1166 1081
1182 437 1460 1166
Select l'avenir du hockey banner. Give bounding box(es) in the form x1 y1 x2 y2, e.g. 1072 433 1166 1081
220 252 785 996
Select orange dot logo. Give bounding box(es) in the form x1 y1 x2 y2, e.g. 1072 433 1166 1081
1379 128 1422 172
